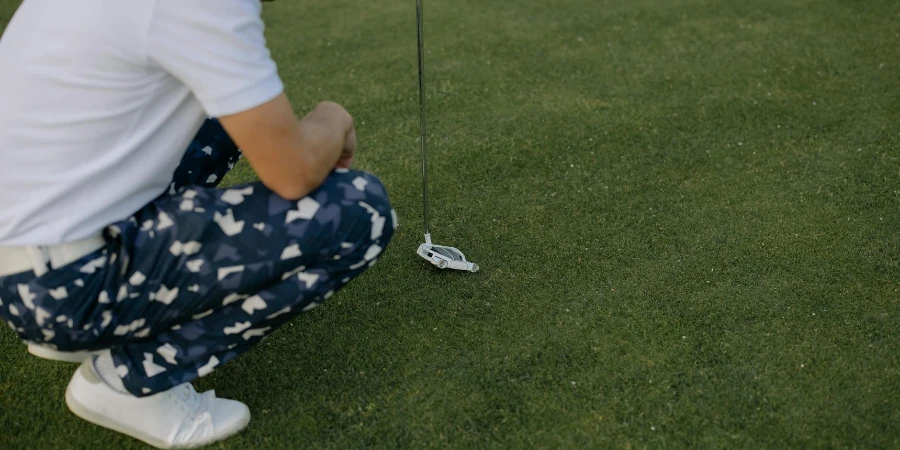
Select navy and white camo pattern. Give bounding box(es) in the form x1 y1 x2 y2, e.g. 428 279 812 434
0 119 396 396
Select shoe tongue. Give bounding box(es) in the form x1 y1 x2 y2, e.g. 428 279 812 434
175 384 203 411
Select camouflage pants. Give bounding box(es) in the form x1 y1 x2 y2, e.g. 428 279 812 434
0 119 396 396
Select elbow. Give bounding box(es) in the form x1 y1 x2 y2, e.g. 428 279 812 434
270 184 309 201
268 180 314 201
264 170 325 201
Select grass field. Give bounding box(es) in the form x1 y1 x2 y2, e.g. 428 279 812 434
1 0 898 448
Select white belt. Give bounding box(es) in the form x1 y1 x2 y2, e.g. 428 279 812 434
0 234 106 277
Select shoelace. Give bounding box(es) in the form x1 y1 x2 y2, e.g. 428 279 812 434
169 384 217 444
173 384 202 414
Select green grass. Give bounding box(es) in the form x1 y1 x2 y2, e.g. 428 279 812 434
1 0 898 448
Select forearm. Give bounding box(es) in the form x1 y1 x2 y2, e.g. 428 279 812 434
292 102 353 192
220 96 353 200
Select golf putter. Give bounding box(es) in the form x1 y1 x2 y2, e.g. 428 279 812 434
414 0 479 273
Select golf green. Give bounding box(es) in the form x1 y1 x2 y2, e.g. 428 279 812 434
1 0 897 448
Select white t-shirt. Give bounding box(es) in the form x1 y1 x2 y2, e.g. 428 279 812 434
0 0 284 246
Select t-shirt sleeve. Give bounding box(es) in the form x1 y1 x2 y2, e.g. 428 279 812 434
146 0 284 117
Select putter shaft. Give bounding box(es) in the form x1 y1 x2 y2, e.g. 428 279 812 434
416 0 431 238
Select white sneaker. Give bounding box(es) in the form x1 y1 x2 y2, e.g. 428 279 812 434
65 361 251 449
27 343 93 363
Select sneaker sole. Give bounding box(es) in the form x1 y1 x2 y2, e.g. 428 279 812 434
65 366 251 449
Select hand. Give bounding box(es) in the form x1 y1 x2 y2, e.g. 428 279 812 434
336 125 356 169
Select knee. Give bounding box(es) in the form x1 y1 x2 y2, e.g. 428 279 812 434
332 170 397 247
352 171 392 214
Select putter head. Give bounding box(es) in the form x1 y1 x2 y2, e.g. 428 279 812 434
417 241 479 273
